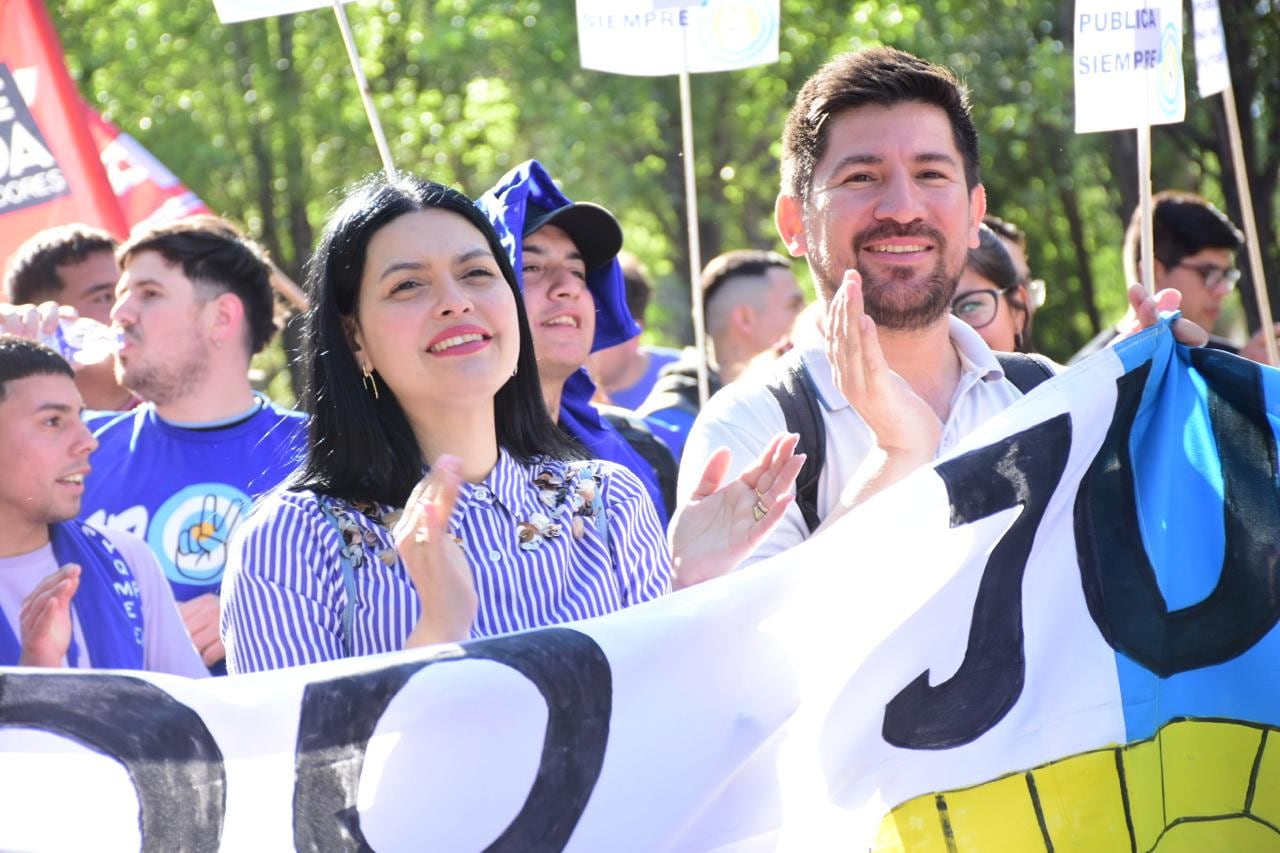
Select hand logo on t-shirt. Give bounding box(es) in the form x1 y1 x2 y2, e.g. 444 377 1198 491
175 495 243 575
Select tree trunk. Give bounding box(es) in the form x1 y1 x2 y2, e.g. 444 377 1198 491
1057 178 1102 336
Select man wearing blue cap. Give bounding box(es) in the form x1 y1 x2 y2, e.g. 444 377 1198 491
478 160 677 524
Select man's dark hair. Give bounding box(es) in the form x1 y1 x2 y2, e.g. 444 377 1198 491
3 224 118 305
617 252 653 322
117 216 279 354
701 249 792 307
1135 190 1245 270
982 214 1026 251
0 335 74 403
781 46 980 201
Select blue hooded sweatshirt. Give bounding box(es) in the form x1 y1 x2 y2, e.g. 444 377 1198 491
476 160 670 523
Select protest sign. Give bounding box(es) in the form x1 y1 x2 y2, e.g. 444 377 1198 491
212 0 357 24
1187 0 1278 365
3 322 1277 850
1190 0 1230 98
576 0 779 77
1073 0 1185 133
576 0 780 406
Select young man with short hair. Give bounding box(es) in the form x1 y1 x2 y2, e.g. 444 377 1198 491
82 216 306 671
3 224 138 410
639 249 806 459
1072 190 1276 364
0 335 203 674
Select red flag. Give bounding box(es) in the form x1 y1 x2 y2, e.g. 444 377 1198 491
84 107 211 231
0 0 126 265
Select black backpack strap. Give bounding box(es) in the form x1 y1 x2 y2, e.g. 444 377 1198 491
599 407 679 521
994 352 1056 395
765 351 826 535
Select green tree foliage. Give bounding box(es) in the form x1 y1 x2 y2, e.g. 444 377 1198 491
50 0 1280 370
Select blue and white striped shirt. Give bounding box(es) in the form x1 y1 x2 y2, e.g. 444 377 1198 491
221 450 671 673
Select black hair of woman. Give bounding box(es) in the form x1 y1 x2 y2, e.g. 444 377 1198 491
291 174 582 507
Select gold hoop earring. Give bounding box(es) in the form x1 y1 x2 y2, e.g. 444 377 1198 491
361 364 380 400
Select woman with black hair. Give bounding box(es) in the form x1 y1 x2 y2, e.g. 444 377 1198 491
220 175 801 673
950 224 1036 354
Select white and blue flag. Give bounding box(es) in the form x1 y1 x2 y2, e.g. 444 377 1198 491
1 322 1277 850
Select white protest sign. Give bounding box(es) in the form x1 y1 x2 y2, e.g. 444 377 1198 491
1191 0 1230 97
576 0 779 76
212 0 357 24
1073 0 1185 132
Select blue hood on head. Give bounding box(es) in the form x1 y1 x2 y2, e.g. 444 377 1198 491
476 159 640 353
475 161 667 523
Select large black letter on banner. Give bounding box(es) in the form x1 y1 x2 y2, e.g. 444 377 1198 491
882 414 1072 750
1075 352 1280 677
0 672 225 851
292 627 612 852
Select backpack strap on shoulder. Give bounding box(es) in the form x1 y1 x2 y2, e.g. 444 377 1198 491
766 350 826 535
994 352 1056 395
599 407 679 521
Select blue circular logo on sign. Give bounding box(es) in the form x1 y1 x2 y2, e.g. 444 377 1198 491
147 483 251 587
696 0 778 65
1157 22 1182 117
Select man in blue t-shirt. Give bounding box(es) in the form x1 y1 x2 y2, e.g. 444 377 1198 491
79 217 305 672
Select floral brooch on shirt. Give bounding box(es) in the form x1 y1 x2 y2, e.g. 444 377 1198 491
323 498 398 570
519 462 603 550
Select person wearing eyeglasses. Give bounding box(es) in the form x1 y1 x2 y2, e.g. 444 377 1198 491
951 224 1036 353
1072 190 1278 365
983 214 1047 323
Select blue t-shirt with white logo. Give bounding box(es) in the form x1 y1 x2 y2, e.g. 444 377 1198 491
81 398 307 603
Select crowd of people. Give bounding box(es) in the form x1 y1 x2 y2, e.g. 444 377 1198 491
0 45 1266 678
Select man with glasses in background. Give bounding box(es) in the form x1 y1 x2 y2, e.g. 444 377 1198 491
1072 190 1277 364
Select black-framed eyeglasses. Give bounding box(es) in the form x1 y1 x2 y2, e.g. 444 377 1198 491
1167 261 1241 292
951 287 1010 330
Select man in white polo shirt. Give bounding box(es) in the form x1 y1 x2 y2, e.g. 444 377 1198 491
679 46 1203 569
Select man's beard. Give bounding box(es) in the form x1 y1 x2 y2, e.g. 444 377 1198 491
115 339 211 405
817 222 960 332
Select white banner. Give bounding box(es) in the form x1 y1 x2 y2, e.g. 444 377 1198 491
2 325 1279 850
1191 0 1230 97
576 0 779 77
1073 0 1186 132
212 0 357 24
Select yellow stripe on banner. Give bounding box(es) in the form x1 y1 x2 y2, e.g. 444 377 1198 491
1160 719 1262 823
1154 818 1280 852
943 771 1047 850
1033 747 1131 850
872 793 950 852
1252 730 1280 831
876 720 1280 852
1122 731 1165 851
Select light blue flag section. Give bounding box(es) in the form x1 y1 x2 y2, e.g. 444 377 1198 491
1102 326 1280 740
0 322 1277 850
